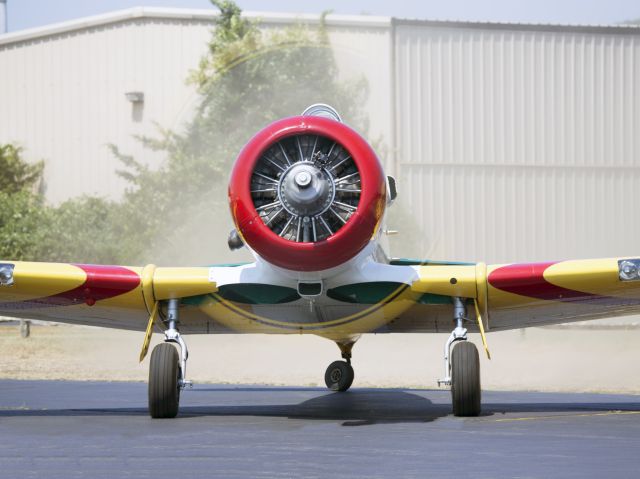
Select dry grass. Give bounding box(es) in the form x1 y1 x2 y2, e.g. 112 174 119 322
1 323 639 393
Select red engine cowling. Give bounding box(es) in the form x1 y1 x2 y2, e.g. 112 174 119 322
228 115 386 272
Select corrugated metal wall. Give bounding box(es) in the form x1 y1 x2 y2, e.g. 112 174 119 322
393 22 640 264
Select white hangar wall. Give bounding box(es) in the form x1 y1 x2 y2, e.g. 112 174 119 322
393 20 640 264
0 8 392 204
0 10 213 203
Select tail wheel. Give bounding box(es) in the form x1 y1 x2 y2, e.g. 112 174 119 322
148 343 180 419
451 341 481 417
324 360 355 392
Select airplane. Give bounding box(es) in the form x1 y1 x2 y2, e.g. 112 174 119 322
1 103 640 419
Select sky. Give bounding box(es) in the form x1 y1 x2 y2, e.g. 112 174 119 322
3 0 640 33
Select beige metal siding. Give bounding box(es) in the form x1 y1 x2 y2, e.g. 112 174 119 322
394 23 640 263
327 24 393 171
0 17 213 203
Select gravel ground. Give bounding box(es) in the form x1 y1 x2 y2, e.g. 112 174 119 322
1 323 639 393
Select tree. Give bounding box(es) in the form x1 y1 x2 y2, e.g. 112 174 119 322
0 145 47 259
41 196 124 264
0 143 119 263
112 0 368 265
0 144 43 194
0 190 48 259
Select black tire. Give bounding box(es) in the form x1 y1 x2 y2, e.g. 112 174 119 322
324 360 354 392
148 343 180 419
451 341 481 417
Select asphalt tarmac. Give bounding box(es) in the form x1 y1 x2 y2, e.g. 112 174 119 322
1 380 639 478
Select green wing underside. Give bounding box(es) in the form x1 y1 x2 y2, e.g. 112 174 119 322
173 281 458 335
183 282 452 306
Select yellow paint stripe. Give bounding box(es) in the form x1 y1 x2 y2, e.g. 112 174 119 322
139 301 159 363
140 264 157 315
545 259 640 298
196 285 422 339
484 410 640 423
92 288 145 309
0 262 85 302
473 299 491 360
205 282 417 329
153 267 218 300
413 265 478 298
475 262 489 330
486 257 640 311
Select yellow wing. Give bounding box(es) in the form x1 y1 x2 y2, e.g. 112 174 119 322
411 257 640 331
0 261 217 331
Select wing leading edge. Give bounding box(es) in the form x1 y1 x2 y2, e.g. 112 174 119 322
410 257 640 331
2 257 640 334
0 261 218 331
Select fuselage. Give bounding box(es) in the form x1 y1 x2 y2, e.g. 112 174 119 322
200 226 427 341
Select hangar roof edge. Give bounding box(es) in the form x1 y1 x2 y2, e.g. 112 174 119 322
0 7 638 47
0 8 391 46
393 17 640 35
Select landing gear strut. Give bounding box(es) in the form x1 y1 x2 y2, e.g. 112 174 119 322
148 298 191 418
324 341 355 392
438 297 481 417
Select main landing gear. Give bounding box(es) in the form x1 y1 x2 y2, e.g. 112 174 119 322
324 341 355 392
438 297 481 417
148 298 192 419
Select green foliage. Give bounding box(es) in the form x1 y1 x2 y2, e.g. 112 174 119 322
0 190 48 259
111 0 369 265
0 145 46 260
40 196 124 264
0 194 123 264
0 144 120 263
0 144 44 194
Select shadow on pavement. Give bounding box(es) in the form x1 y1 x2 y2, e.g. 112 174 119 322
0 390 448 425
1 387 639 427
